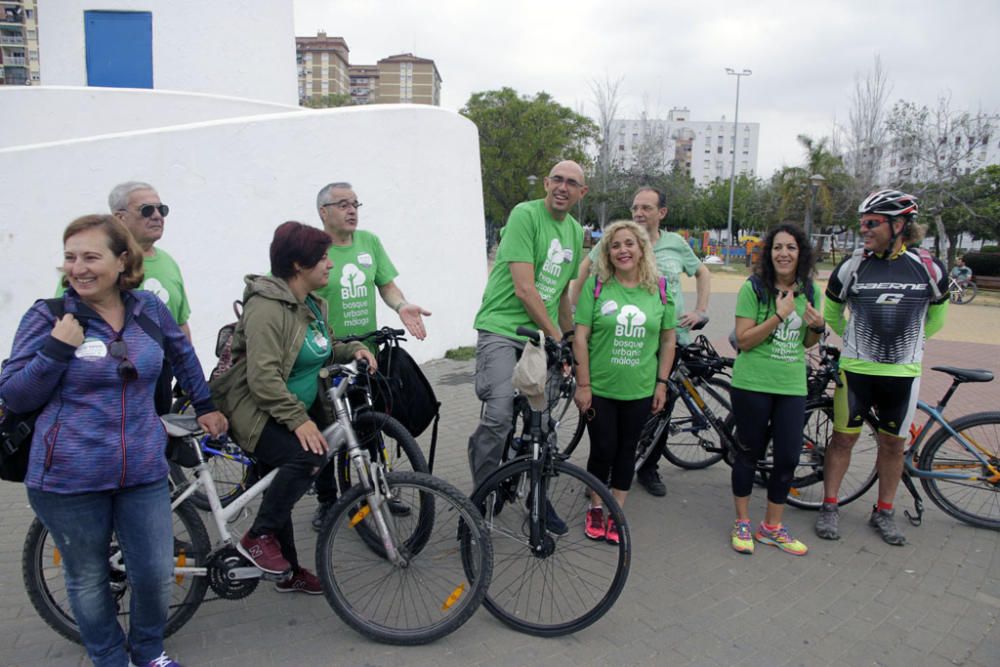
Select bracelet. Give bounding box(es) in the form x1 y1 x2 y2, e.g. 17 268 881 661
656 377 669 385
810 324 826 334
775 313 785 323
394 300 408 313
577 383 591 388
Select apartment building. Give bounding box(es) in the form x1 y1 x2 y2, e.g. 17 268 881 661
373 53 440 105
296 31 350 103
611 107 760 187
0 0 40 86
348 64 378 105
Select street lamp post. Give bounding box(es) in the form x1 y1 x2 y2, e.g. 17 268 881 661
724 68 751 265
526 174 538 197
803 173 825 247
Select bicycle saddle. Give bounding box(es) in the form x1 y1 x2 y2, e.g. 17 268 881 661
930 366 994 383
160 413 202 436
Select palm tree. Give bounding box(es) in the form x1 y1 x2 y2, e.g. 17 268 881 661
777 135 853 229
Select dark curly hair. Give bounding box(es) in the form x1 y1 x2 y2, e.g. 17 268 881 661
754 221 815 298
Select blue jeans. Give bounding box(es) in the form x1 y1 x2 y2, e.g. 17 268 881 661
27 479 174 667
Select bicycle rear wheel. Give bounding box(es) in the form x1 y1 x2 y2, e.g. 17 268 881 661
917 411 1000 529
21 500 210 645
316 471 492 645
661 377 731 470
470 458 630 636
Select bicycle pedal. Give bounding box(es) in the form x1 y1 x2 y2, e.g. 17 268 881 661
259 569 292 582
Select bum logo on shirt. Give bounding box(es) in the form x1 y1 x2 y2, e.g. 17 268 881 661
537 239 569 302
770 311 803 361
610 305 647 367
340 263 368 300
142 277 170 305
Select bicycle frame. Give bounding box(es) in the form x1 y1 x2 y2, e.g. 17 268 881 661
903 400 1000 483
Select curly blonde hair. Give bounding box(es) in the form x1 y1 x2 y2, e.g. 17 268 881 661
594 220 658 293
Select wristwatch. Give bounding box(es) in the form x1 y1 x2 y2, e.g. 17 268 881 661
809 324 826 334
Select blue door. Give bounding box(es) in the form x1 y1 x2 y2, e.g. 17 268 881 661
84 11 153 88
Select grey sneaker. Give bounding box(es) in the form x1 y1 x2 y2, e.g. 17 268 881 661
869 507 907 546
815 503 840 540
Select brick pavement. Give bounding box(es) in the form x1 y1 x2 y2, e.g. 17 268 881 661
1 307 998 666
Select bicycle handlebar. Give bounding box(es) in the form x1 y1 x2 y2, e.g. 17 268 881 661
515 326 575 368
337 326 406 346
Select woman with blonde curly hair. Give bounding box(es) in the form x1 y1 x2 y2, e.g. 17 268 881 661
573 220 676 543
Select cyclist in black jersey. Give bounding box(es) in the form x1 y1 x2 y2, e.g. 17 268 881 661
817 190 949 545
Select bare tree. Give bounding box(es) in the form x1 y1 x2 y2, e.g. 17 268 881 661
589 76 624 230
630 97 668 183
885 95 997 259
841 56 893 194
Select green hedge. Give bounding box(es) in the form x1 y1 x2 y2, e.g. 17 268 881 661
963 252 1000 277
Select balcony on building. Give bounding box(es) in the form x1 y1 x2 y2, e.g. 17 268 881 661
1 7 24 25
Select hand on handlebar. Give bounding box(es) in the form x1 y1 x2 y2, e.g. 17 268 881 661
353 348 377 373
677 310 708 330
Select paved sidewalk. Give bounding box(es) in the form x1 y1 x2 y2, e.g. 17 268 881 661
1 338 998 666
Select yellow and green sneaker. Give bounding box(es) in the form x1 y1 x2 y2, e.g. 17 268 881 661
731 519 754 554
755 523 808 556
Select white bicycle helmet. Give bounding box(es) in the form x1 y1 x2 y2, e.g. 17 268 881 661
858 189 918 218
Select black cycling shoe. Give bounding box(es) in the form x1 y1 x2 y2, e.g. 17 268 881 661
311 501 335 532
637 468 667 497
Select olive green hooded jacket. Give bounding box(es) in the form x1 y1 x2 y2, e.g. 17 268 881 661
209 275 364 452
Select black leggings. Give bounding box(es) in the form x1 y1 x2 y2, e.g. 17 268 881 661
585 394 653 491
729 388 806 505
250 418 326 569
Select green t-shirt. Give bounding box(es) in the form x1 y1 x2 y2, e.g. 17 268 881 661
589 231 701 344
285 297 331 407
55 246 192 325
731 280 818 396
475 199 583 339
313 230 398 341
574 275 676 400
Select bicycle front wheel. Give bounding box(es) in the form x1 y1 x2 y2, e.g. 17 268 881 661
917 411 1000 529
22 500 210 645
316 471 492 645
661 377 730 470
471 458 631 637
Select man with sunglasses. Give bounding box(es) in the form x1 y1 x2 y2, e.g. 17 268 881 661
468 160 588 506
818 189 949 546
310 181 430 530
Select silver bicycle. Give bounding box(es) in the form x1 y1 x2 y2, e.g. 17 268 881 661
22 360 493 646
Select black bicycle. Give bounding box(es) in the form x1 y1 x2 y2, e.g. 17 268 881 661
468 327 631 637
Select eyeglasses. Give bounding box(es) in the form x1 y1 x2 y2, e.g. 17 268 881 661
108 337 138 382
859 217 888 230
547 175 584 189
321 200 363 211
129 204 170 218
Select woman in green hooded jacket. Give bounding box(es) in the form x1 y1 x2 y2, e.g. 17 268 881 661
211 221 373 593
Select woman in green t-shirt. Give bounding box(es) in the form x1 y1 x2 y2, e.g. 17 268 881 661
573 220 676 544
212 222 374 592
729 222 825 557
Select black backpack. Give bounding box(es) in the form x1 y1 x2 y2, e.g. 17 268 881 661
372 341 441 472
1 297 163 483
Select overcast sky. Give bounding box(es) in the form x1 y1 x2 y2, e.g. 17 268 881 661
293 0 1000 178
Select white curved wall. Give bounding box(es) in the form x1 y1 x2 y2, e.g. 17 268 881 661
0 104 488 366
37 0 298 106
0 87 300 149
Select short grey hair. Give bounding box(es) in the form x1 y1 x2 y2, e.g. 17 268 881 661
316 182 353 212
108 181 157 213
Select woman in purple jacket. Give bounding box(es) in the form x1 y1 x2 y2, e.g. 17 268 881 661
0 214 226 667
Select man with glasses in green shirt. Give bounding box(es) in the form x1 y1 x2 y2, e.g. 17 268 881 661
468 161 588 507
310 181 430 529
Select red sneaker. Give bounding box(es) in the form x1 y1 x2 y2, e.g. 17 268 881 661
585 507 606 540
275 567 323 595
605 517 620 545
237 532 290 574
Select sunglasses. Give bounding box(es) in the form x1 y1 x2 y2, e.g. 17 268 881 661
137 203 169 218
859 218 887 230
109 337 138 382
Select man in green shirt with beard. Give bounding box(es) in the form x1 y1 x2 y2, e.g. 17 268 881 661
468 161 588 506
571 186 711 496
